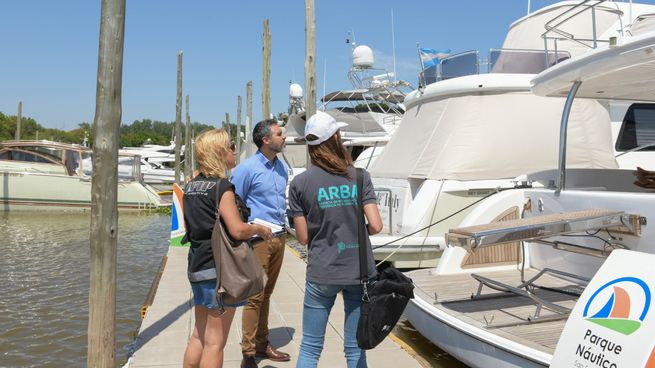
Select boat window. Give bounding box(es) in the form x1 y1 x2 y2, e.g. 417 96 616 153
616 103 655 152
489 49 570 74
0 149 58 164
18 146 66 163
418 48 571 86
441 51 479 80
419 50 479 85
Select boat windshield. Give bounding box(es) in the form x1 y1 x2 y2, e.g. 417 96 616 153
419 48 570 85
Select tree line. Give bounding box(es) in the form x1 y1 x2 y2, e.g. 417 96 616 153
0 112 242 147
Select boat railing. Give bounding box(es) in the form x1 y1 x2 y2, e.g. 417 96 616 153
418 48 570 86
541 0 624 59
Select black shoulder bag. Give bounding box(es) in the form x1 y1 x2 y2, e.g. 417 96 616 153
354 168 415 350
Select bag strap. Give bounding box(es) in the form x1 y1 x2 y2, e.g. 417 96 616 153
356 168 368 284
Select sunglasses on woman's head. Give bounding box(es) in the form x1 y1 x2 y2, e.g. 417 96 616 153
229 143 236 152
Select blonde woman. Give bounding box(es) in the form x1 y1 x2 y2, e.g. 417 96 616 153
182 129 273 368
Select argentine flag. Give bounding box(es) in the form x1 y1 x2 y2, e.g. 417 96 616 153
420 48 451 68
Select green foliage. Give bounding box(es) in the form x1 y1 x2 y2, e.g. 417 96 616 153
0 112 88 143
0 113 229 148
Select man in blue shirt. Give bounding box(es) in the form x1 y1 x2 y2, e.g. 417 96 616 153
232 119 290 368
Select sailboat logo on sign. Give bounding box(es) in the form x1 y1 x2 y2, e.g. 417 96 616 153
583 277 651 335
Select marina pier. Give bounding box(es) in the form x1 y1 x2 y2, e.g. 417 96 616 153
126 242 424 367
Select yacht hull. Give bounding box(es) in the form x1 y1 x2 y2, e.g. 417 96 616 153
0 171 163 211
405 297 548 368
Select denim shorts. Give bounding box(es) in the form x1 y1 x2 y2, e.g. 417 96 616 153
190 279 247 310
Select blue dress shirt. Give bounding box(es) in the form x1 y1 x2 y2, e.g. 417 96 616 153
231 150 289 225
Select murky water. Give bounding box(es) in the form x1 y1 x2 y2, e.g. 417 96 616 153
0 212 170 367
393 320 469 368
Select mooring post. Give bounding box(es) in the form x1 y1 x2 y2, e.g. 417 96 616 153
262 19 271 120
225 112 231 138
88 0 125 366
246 81 253 157
237 95 242 163
185 94 191 179
305 0 316 168
15 101 22 140
174 50 183 185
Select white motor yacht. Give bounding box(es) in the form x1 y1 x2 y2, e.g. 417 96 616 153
283 44 410 174
0 140 165 211
367 0 655 268
405 3 655 367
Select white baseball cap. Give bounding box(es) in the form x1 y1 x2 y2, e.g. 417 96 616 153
304 111 348 146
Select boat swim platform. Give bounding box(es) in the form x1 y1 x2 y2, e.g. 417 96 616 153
125 242 424 368
408 267 584 355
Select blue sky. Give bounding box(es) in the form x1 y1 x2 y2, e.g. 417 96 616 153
1 0 644 131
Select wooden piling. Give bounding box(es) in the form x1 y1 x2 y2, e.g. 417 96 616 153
246 81 253 157
174 50 183 185
305 0 316 168
87 0 125 366
236 95 242 163
15 101 22 140
262 19 271 120
184 94 191 179
225 112 231 138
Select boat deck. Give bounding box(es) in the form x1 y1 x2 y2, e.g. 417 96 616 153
408 267 584 354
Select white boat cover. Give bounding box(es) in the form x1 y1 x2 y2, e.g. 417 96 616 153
369 92 618 180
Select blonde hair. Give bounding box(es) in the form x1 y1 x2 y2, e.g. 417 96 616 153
194 128 231 178
307 132 352 176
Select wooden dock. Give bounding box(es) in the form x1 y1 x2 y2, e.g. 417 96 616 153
125 243 424 367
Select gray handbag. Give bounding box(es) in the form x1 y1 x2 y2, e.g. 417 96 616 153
210 179 266 309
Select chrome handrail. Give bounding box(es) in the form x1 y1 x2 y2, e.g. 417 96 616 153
542 0 625 58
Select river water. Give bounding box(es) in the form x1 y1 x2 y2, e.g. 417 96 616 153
0 212 468 367
0 212 170 367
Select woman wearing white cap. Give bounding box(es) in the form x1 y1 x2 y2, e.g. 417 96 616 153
288 111 383 368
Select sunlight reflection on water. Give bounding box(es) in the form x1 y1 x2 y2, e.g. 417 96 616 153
0 212 170 366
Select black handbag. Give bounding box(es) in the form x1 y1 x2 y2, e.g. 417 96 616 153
354 168 414 350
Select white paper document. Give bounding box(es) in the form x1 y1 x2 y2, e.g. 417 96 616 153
250 218 285 235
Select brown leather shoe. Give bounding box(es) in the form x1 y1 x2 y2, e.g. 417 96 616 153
240 355 258 368
256 343 291 362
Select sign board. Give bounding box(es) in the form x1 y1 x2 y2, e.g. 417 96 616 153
373 177 407 233
552 250 655 368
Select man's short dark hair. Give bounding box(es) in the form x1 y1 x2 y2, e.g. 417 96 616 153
252 119 279 148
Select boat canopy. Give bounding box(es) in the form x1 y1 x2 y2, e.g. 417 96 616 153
369 92 618 181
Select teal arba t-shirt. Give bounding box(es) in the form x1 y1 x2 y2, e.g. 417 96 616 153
288 165 378 285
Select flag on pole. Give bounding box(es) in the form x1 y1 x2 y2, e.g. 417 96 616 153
419 48 451 69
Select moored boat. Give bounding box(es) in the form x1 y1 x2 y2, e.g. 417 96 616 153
0 140 165 211
405 3 655 366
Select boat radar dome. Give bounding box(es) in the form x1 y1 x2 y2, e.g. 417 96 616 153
289 83 303 98
352 45 374 69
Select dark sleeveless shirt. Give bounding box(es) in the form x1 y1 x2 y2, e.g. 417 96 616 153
183 174 248 282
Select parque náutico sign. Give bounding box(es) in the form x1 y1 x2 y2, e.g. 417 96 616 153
552 250 655 368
